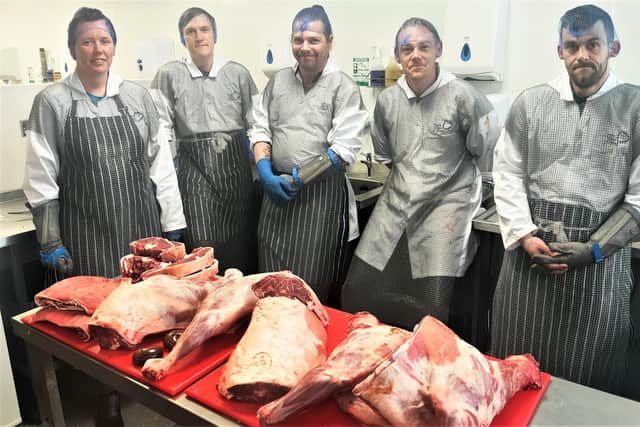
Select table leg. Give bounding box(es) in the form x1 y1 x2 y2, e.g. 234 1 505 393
27 345 66 427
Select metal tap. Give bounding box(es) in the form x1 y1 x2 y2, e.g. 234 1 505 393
360 152 373 177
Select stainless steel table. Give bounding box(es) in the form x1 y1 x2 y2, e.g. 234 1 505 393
11 309 239 427
12 308 640 426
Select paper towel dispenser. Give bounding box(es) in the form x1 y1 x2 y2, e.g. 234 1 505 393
441 0 509 81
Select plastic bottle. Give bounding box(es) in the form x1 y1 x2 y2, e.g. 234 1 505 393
384 56 403 87
369 46 385 88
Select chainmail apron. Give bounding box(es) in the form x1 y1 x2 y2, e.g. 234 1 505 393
258 171 348 303
490 199 633 394
342 233 457 331
177 130 258 273
59 95 161 277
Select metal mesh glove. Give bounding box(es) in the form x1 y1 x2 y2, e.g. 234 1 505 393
532 206 640 269
40 246 73 275
30 199 74 274
291 148 343 189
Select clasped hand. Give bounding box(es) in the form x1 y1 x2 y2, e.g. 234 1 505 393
531 241 595 269
257 159 297 206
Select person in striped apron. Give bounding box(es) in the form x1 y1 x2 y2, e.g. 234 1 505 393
490 4 639 395
341 18 500 331
249 5 367 303
23 7 186 425
150 7 260 273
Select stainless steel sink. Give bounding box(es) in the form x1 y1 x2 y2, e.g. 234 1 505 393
349 177 384 209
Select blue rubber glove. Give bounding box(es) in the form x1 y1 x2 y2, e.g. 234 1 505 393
40 245 73 275
256 158 297 206
327 148 343 171
163 229 185 242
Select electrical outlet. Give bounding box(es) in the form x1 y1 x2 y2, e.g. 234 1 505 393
19 120 28 137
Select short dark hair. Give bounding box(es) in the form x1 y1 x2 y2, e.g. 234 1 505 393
558 4 617 45
178 7 217 45
292 4 333 38
394 17 441 57
67 7 116 59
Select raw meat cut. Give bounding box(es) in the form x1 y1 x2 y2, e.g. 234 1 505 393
142 271 324 380
142 272 267 380
141 247 214 280
88 275 211 349
25 307 91 341
258 311 411 424
183 259 220 283
120 254 164 282
250 271 329 326
218 296 327 404
34 276 129 314
335 392 389 427
345 316 541 426
129 237 186 262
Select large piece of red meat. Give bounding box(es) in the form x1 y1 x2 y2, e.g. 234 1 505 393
341 316 542 426
88 275 211 349
142 272 266 380
218 296 328 404
142 271 327 381
34 276 129 314
129 237 186 262
24 307 92 341
258 311 411 424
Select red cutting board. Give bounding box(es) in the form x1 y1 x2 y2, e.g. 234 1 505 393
185 307 551 427
23 313 241 396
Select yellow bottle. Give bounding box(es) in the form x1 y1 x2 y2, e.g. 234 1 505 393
385 57 403 87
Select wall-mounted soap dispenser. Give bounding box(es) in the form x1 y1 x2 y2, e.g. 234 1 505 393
261 38 290 79
440 0 509 81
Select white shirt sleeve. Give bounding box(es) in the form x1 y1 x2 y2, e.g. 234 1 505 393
248 93 272 147
150 88 176 153
326 85 368 166
493 127 538 250
23 93 60 207
624 155 640 211
147 124 187 232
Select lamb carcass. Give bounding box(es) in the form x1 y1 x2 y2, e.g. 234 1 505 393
141 247 214 279
142 272 264 380
88 275 211 349
343 316 541 426
142 271 326 381
258 312 411 424
129 236 186 262
34 276 129 314
218 296 328 404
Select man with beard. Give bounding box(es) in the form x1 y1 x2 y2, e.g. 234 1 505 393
490 4 639 395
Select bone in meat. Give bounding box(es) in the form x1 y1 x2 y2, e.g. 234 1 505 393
258 311 411 424
218 296 327 404
34 276 129 314
346 316 541 426
88 275 211 349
